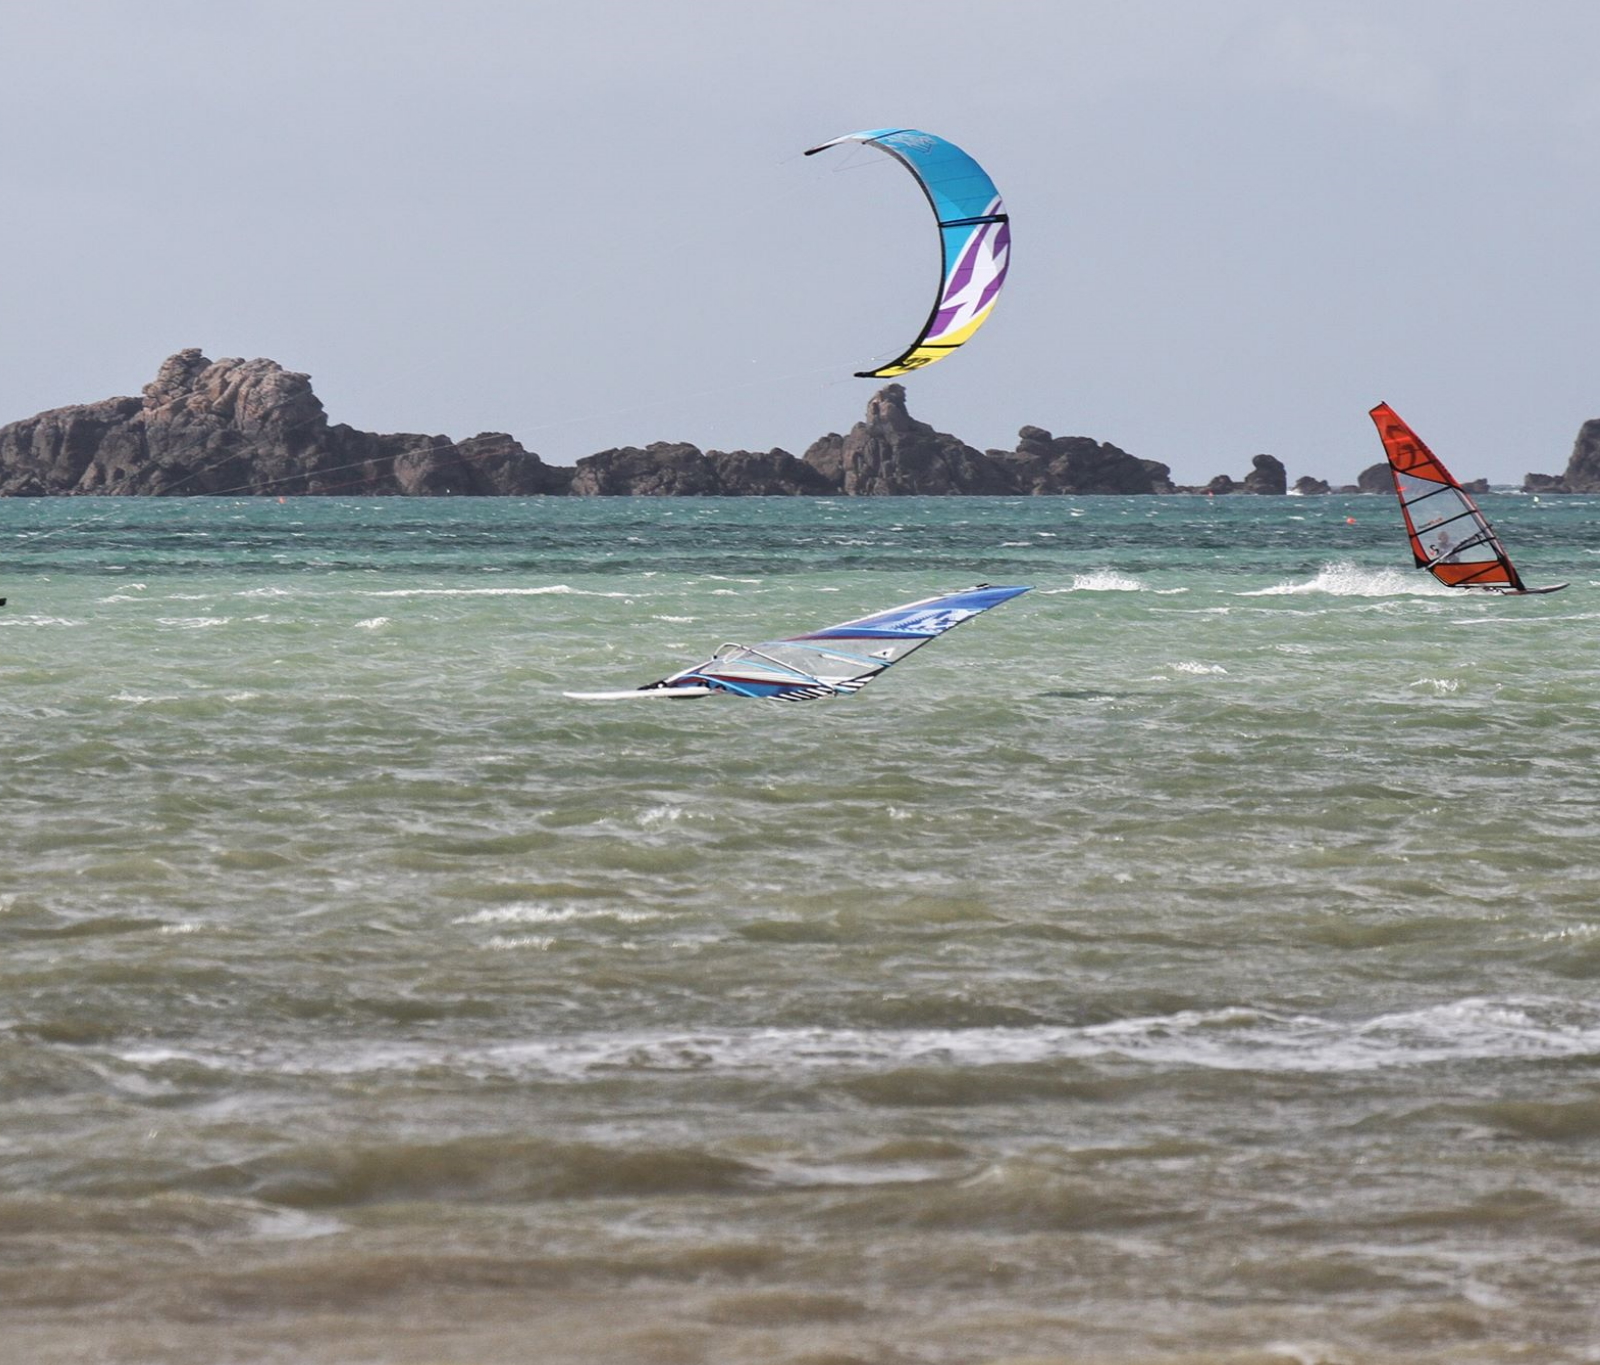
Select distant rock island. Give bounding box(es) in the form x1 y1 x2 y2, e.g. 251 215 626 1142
0 350 1589 496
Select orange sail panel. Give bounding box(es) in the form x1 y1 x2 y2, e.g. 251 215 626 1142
1367 403 1525 591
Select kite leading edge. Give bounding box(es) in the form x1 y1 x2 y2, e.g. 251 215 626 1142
806 128 1010 379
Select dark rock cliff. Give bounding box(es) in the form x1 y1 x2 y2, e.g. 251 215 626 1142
570 443 832 496
991 424 1173 494
1357 462 1393 494
1526 418 1600 493
3 349 1470 496
1241 453 1287 495
0 350 568 496
802 384 1015 495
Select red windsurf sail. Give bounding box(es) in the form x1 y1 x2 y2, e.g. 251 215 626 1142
1368 403 1526 592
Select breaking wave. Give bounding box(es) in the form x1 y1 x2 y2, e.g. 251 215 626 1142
1241 562 1456 597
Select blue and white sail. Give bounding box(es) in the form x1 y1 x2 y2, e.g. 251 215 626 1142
565 584 1031 702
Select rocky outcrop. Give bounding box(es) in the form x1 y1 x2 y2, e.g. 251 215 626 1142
1174 456 1283 496
1357 462 1392 494
0 350 568 496
570 443 832 496
1564 421 1600 490
6 350 1451 496
802 384 1015 494
1241 453 1287 495
1292 475 1331 495
989 425 1173 494
0 395 145 496
1526 418 1600 493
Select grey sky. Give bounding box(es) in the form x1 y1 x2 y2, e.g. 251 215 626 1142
3 0 1597 485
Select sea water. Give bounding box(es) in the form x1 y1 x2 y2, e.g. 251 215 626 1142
3 494 1599 1365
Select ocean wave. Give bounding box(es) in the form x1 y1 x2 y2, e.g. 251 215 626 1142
1241 562 1456 597
1067 569 1144 592
452 903 662 926
108 997 1600 1085
357 585 629 598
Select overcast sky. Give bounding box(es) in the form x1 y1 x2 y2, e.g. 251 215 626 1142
3 0 1597 484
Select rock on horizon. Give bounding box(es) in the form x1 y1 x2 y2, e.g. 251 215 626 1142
10 349 1565 496
0 350 568 497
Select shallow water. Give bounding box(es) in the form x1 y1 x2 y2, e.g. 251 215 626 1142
3 494 1599 1364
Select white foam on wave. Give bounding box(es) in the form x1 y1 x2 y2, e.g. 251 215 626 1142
484 997 1600 1079
485 934 557 951
354 617 389 630
1067 569 1144 592
111 996 1600 1084
1241 562 1454 598
1171 661 1227 676
453 902 662 927
1409 676 1460 694
251 1206 345 1242
639 803 710 828
156 617 230 628
358 585 629 598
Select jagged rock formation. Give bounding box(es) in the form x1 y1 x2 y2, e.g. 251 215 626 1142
0 350 568 496
991 424 1173 494
802 384 1015 494
800 388 1173 496
571 443 832 496
1292 475 1331 495
1177 455 1285 496
3 350 1423 497
1240 454 1286 495
1525 418 1600 493
1357 462 1392 494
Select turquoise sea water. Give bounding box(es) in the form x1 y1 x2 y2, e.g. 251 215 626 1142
4 494 1600 1365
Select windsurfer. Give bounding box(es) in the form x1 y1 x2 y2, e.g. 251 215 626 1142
1430 530 1456 563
